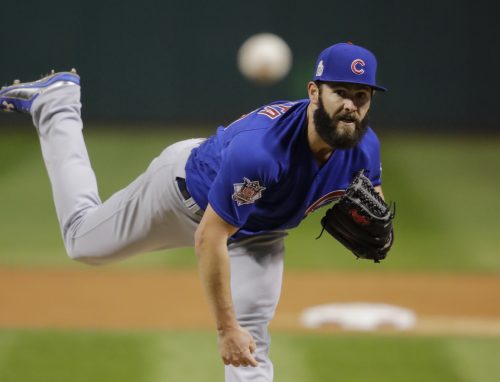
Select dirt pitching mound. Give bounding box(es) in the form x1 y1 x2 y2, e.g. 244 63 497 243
1 268 499 336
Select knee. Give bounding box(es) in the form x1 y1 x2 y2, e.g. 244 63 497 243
65 242 111 266
66 249 106 266
232 277 282 325
63 233 123 266
232 293 278 326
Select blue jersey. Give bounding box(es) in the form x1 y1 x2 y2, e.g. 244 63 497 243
185 99 382 238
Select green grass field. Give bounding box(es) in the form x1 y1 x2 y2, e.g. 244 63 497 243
0 329 499 382
1 125 499 271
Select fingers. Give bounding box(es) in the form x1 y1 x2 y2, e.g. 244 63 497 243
222 354 259 367
246 352 259 367
249 338 257 354
222 350 258 367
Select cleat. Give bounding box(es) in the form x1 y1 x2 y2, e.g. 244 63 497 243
0 70 80 114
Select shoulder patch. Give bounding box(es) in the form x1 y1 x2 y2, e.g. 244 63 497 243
232 177 266 206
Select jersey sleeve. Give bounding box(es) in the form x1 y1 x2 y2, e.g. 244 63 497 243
207 131 278 228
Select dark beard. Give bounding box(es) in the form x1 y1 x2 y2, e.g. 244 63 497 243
313 96 369 150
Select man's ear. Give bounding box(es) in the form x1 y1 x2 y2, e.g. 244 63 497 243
307 81 320 105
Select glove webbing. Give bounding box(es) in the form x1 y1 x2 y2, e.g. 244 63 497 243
345 171 392 221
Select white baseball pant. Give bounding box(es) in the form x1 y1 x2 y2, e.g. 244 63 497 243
30 83 285 381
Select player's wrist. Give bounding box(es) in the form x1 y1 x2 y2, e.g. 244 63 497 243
217 321 240 334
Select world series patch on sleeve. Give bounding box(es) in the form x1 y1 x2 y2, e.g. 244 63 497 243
319 170 395 263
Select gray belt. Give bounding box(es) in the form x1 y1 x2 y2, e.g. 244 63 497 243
175 177 204 217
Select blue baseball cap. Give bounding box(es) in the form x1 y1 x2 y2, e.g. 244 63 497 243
313 42 387 91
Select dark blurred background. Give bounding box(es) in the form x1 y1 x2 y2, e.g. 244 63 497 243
1 0 498 130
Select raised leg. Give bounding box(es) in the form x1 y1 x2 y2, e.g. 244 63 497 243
2 72 202 264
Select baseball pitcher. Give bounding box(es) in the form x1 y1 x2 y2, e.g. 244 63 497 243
0 42 394 381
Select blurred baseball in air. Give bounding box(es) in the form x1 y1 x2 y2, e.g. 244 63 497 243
237 33 292 85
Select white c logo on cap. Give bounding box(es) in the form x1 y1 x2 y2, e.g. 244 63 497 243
316 60 324 77
351 59 365 75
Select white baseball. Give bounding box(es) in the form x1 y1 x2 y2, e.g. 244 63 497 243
237 33 292 84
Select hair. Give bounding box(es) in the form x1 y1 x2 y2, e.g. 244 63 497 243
314 80 326 94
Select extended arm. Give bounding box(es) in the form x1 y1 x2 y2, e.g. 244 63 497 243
194 204 258 367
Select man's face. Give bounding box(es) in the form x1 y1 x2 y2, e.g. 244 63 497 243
313 82 372 149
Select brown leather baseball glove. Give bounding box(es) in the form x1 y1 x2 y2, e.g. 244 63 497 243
320 170 395 263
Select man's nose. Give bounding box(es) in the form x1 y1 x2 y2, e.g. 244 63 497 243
343 98 358 112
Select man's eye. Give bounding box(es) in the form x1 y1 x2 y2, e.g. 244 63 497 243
356 93 368 100
335 90 346 97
